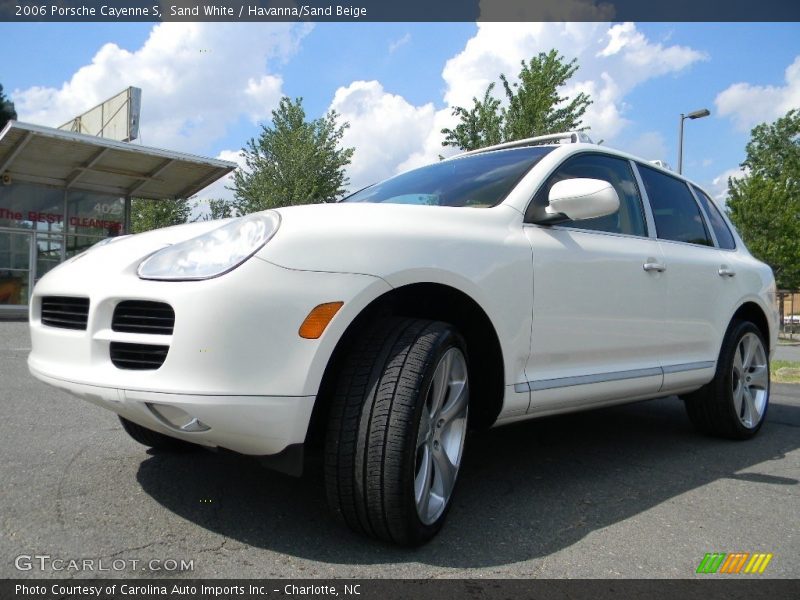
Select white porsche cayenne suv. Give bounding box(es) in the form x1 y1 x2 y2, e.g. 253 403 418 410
28 132 778 546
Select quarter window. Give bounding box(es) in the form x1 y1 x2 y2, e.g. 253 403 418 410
528 153 647 237
692 185 736 250
638 165 713 246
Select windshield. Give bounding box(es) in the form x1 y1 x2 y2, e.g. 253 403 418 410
342 146 554 208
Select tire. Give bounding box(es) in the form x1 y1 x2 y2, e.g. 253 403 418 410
325 317 470 546
119 416 199 452
683 320 770 440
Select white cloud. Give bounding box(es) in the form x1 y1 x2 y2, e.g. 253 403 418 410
190 149 246 220
195 149 245 203
708 166 748 204
624 131 668 161
329 80 436 190
715 55 800 131
244 75 284 122
598 22 705 76
441 22 707 142
12 23 312 153
332 22 706 189
388 33 411 54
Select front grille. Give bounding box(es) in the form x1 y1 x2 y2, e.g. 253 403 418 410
41 296 90 330
112 301 175 335
110 342 169 370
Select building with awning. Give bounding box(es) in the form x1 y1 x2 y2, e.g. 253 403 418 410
0 121 236 314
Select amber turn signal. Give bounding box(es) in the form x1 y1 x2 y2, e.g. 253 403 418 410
299 302 344 339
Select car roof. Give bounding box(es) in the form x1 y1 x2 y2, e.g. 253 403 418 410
467 141 710 196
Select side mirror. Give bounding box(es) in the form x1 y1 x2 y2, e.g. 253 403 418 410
538 178 620 224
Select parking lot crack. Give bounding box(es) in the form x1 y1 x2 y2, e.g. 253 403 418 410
197 538 229 556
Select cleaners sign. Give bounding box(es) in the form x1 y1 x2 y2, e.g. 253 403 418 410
0 208 122 231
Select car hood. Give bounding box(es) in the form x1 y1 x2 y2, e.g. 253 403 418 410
42 202 521 283
259 201 523 276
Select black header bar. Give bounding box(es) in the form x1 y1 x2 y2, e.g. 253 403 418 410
3 579 800 600
2 0 800 22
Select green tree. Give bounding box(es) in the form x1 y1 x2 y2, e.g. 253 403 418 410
0 83 18 130
232 97 353 213
130 198 192 234
440 84 503 152
202 198 235 221
727 109 800 289
442 50 592 151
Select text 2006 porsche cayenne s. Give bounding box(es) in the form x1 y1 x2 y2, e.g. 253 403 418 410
29 133 778 546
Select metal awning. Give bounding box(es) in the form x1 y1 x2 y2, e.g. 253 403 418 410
0 121 236 199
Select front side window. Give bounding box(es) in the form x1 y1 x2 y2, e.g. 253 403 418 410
637 165 713 247
342 146 554 208
692 185 736 250
527 153 647 237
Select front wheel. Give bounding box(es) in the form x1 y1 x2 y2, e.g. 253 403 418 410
684 320 770 440
325 318 469 546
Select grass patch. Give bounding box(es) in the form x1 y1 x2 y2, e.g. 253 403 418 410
771 360 800 384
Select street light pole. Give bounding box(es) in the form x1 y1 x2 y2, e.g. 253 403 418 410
678 114 685 175
677 108 711 174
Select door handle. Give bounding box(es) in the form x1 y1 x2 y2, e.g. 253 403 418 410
643 260 666 273
718 266 736 278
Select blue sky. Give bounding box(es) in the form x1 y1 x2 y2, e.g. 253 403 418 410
2 21 799 202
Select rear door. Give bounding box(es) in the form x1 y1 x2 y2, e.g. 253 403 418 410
522 153 666 414
634 164 733 392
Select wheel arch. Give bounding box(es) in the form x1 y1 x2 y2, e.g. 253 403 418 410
730 300 773 354
305 282 506 449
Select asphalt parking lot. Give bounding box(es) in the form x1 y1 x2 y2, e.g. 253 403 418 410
1 320 798 579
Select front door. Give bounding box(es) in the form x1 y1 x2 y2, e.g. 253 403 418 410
522 153 666 413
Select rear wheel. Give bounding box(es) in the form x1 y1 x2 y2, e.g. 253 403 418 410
684 320 769 440
119 416 199 452
325 318 469 546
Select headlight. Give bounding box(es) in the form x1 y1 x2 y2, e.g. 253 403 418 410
137 211 280 281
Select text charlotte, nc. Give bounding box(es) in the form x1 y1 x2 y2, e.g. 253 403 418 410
36 3 368 19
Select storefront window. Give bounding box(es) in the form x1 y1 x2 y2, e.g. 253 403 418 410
0 182 64 233
0 230 31 306
65 235 104 258
35 234 63 285
66 191 125 237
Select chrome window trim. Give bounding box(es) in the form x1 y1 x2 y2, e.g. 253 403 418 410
690 184 739 252
522 222 659 242
687 183 720 248
514 361 716 392
653 236 725 252
629 160 658 239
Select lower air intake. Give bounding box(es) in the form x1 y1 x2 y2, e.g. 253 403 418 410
41 296 90 330
110 342 169 370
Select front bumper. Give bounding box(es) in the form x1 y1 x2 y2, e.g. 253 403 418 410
30 368 314 455
28 239 391 456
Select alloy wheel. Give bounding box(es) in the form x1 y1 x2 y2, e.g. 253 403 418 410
414 347 469 525
731 332 769 429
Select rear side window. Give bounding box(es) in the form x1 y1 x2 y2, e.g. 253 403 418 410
638 165 713 247
529 153 647 237
692 185 736 250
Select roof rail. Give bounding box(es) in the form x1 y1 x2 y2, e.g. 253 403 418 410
451 131 594 159
648 159 673 171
